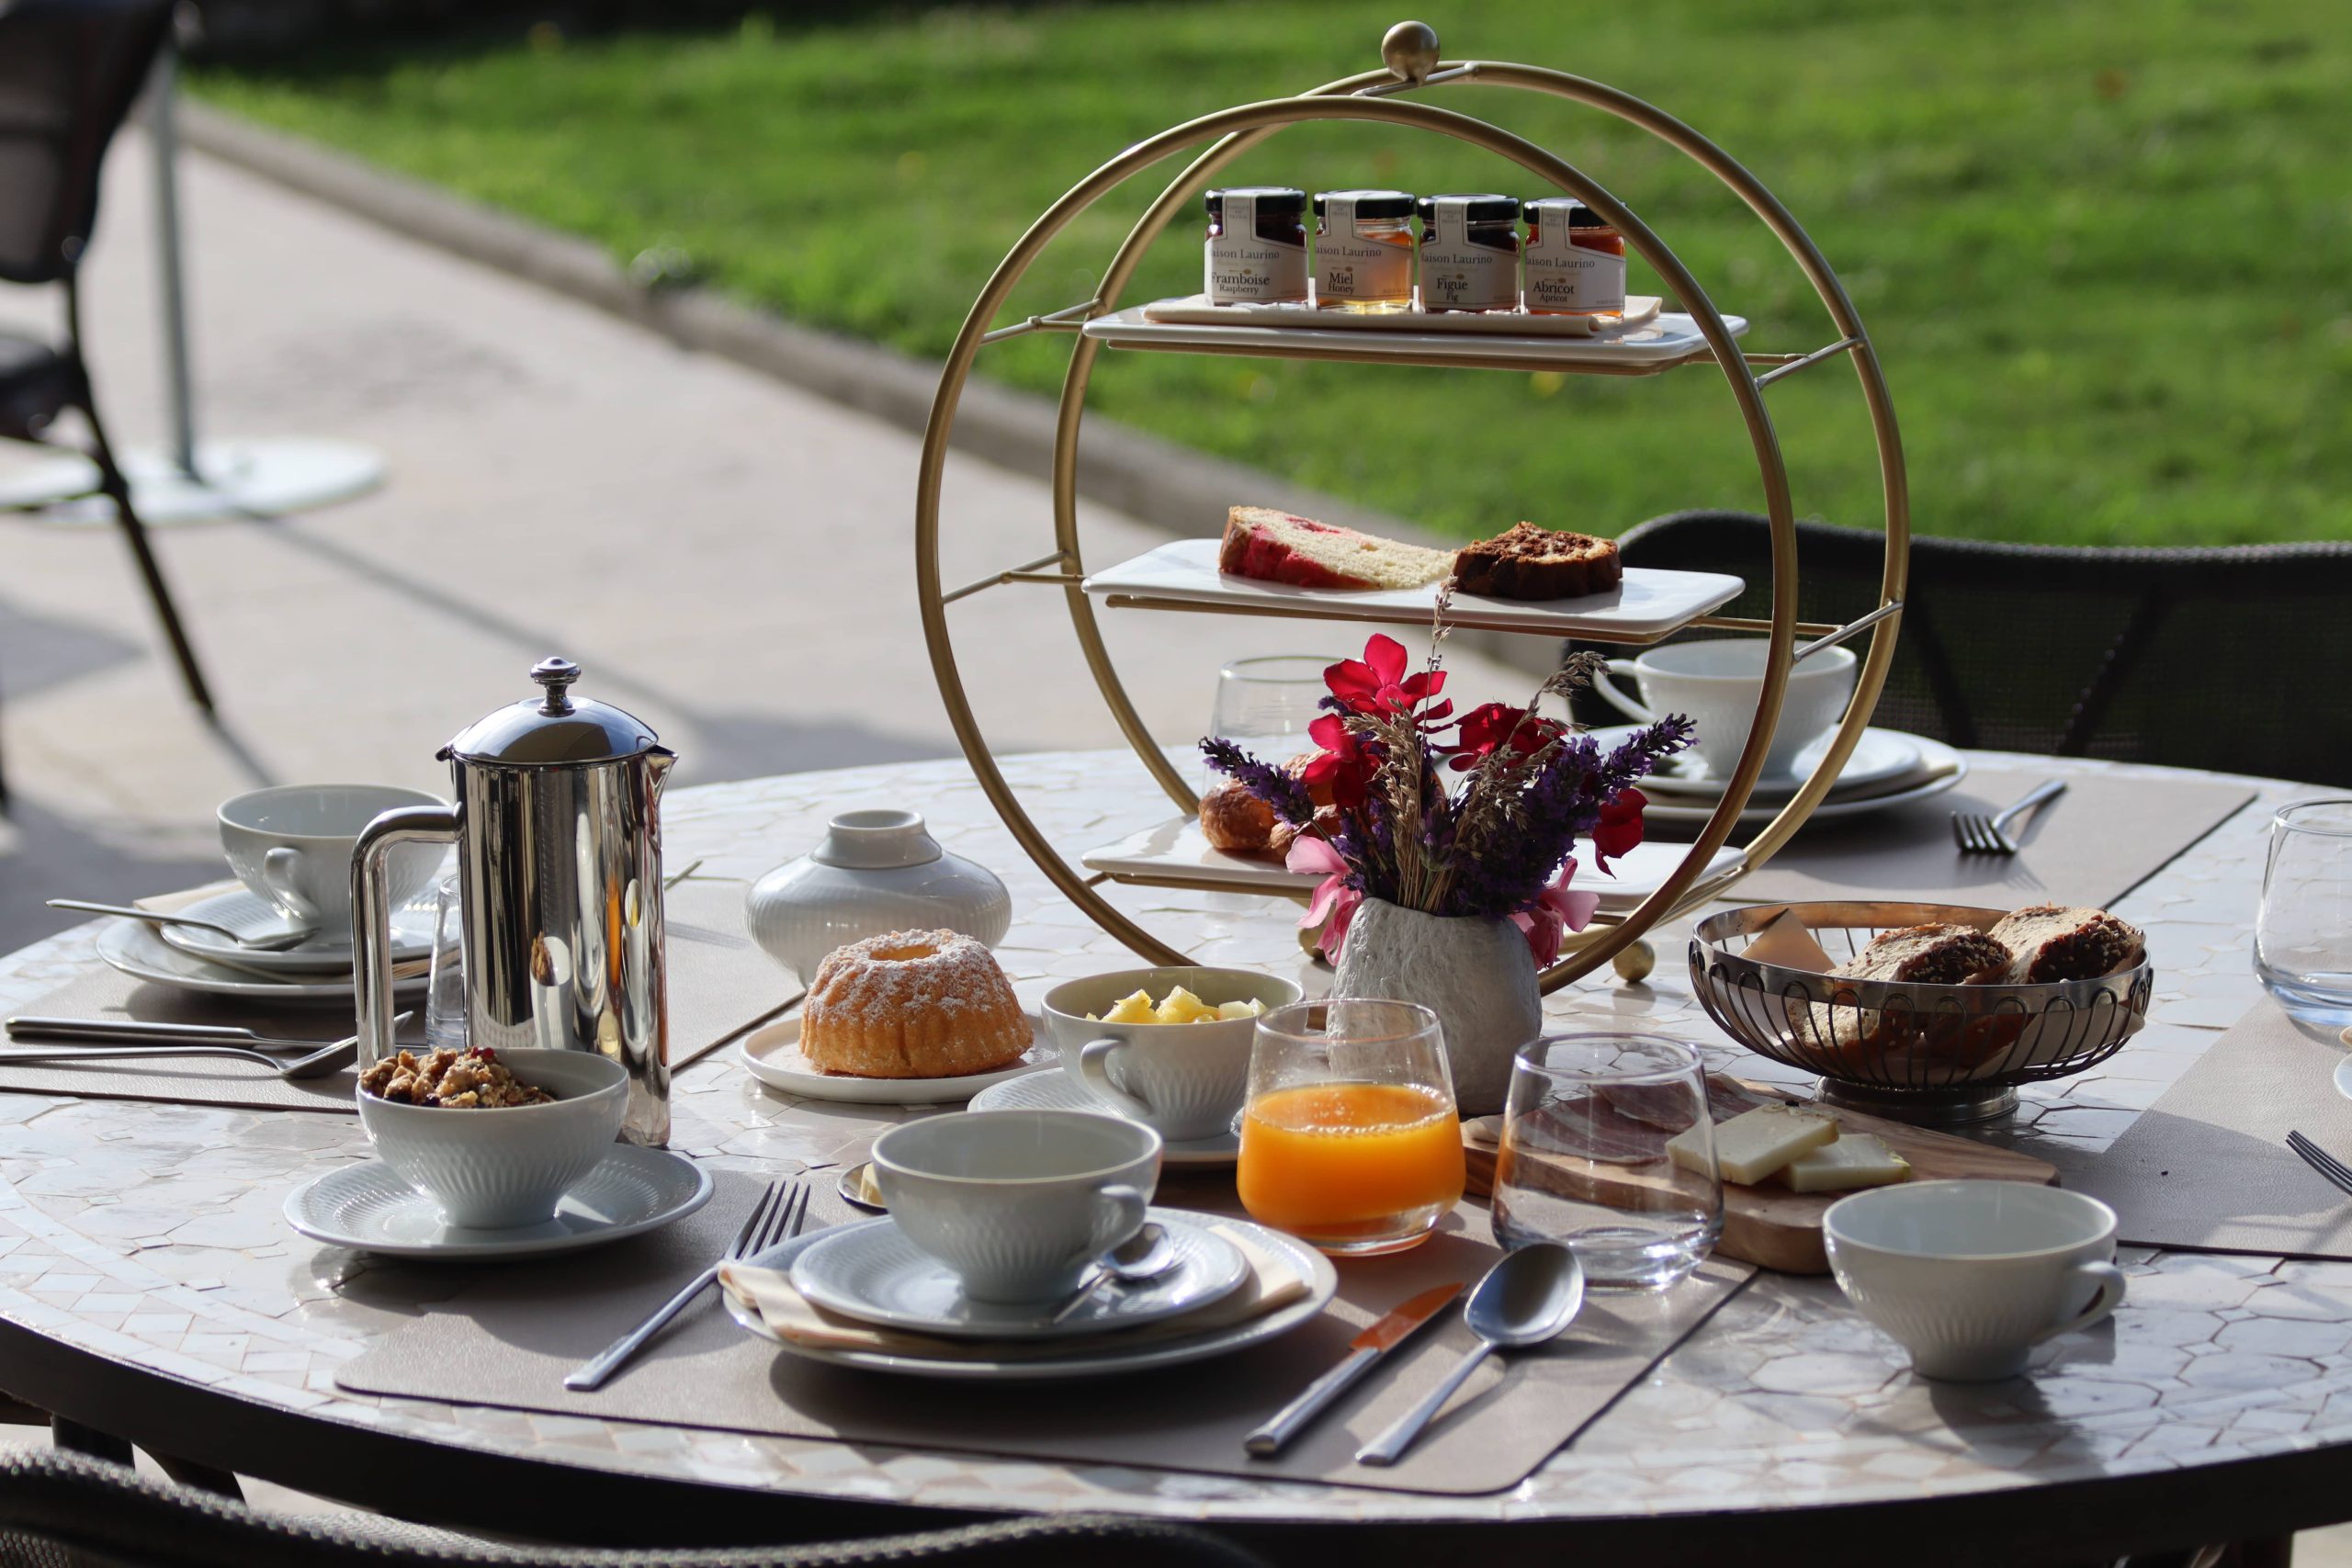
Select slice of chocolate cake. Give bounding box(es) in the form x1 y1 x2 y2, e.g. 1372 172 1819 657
1452 522 1623 601
1984 905 2146 984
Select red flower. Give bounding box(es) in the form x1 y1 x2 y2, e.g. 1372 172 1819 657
1446 701 1565 773
1326 634 1447 722
1589 787 1646 871
1300 712 1374 809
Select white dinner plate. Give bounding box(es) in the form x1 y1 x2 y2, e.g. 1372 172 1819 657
282 1145 711 1259
1627 735 1970 829
1081 537 1745 645
158 887 435 974
967 1066 1240 1168
97 918 430 1007
1632 726 1925 800
737 1015 1053 1105
789 1212 1246 1340
727 1213 1336 1381
1080 817 1740 909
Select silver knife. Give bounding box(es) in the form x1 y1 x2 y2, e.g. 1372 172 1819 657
1243 1280 1464 1456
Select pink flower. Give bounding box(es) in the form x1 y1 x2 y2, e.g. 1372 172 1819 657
1326 634 1448 722
1510 857 1600 968
1286 833 1362 960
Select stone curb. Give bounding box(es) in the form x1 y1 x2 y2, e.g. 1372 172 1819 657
175 101 1552 677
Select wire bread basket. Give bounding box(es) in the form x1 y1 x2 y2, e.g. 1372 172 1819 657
1690 901 2154 1124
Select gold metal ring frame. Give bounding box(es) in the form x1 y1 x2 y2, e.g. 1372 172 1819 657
914 22 1910 994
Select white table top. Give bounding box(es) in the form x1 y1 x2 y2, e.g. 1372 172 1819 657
0 748 2334 1546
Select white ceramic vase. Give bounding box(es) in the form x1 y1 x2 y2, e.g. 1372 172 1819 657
744 809 1012 984
1330 898 1542 1115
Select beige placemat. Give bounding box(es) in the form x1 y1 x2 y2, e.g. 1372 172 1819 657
2052 1002 2352 1258
0 876 790 1114
334 1176 1754 1497
1723 763 2255 909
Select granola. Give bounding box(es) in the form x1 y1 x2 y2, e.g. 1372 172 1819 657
358 1046 554 1109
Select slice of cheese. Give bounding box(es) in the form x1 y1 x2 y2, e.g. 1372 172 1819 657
1742 907 1838 974
1666 1102 1839 1186
1779 1133 1912 1193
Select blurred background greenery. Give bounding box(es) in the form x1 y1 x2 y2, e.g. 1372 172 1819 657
193 0 2350 545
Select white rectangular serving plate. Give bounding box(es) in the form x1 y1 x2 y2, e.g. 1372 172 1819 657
1083 301 1746 370
1137 293 1665 338
1082 816 1739 911
1082 537 1745 644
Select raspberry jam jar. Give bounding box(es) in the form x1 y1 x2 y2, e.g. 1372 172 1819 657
1204 187 1309 305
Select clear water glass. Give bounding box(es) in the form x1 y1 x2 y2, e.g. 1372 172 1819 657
424 874 468 1053
1207 655 1340 784
1236 998 1465 1257
2256 799 2352 1026
1490 1033 1723 1292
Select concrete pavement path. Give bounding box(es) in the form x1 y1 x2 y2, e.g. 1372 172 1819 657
0 129 1538 952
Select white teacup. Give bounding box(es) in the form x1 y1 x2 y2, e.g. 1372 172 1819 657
1824 1181 2126 1382
1592 639 1858 781
219 784 446 934
870 1110 1160 1303
1042 966 1305 1142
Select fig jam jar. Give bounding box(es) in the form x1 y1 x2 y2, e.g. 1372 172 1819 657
1417 194 1521 312
1313 189 1415 311
1524 197 1626 318
1204 186 1309 305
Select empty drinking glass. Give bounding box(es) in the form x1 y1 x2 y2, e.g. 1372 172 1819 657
1207 655 1340 786
2256 799 2352 1027
1490 1034 1722 1292
424 874 468 1054
1236 998 1465 1257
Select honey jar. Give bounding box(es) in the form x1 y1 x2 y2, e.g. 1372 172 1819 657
1204 187 1309 305
1523 197 1626 319
1416 194 1521 313
1313 189 1415 311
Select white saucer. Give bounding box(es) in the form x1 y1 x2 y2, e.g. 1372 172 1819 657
728 1214 1335 1381
1629 726 1923 800
737 1015 1052 1105
967 1066 1241 1168
1627 735 1970 829
97 918 430 1007
2333 1054 2352 1103
789 1211 1247 1340
159 887 435 974
282 1145 711 1259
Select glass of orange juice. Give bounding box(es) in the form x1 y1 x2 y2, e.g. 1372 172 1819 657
1236 999 1464 1256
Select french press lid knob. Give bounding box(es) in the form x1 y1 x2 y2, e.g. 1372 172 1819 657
441 655 662 767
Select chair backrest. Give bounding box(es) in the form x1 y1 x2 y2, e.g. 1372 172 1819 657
0 0 175 287
0 1449 1274 1568
1576 509 2352 789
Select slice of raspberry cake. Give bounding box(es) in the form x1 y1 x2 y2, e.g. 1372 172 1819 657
1216 505 1454 591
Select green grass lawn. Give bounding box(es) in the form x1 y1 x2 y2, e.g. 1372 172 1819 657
195 1 2351 546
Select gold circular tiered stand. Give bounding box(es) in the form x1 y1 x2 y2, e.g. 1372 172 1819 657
914 21 1911 994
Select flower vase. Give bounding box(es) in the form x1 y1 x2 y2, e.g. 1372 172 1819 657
1330 898 1542 1115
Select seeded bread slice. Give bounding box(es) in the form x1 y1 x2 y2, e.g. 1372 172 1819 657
1984 905 2146 983
1798 922 2011 1066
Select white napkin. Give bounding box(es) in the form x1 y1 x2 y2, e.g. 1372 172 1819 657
718 1224 1310 1362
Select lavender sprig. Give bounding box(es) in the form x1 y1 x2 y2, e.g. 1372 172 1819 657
1199 737 1314 826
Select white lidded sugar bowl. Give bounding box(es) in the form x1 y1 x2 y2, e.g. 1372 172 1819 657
744 808 1012 984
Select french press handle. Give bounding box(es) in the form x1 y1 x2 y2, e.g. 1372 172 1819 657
350 804 460 1067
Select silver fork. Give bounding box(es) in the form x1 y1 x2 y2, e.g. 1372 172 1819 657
2288 1132 2352 1197
1951 779 2068 855
564 1176 808 1391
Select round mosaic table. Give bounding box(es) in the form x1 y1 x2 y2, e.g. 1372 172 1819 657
0 750 2338 1565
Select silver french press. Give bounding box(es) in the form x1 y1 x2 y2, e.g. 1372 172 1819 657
352 658 677 1145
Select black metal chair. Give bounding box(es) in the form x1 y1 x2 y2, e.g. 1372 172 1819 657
0 0 217 810
1571 510 2352 789
0 1448 1273 1568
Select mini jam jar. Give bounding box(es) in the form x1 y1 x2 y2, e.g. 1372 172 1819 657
1313 188 1416 311
1204 186 1309 305
1523 197 1627 318
1416 193 1521 313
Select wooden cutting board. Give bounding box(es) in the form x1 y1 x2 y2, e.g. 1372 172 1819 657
1461 1086 2056 1275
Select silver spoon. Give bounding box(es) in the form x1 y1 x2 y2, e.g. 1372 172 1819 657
0 1012 410 1082
1046 1222 1179 1325
1356 1243 1585 1465
48 899 318 953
